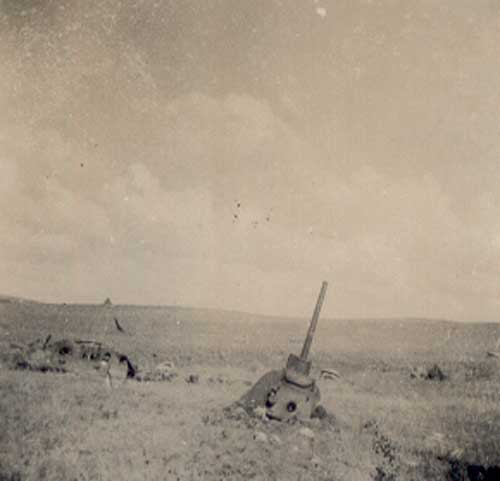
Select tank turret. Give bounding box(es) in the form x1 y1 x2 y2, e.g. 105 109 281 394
239 281 329 421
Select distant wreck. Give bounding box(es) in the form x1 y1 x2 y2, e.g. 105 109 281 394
4 336 136 382
239 281 328 421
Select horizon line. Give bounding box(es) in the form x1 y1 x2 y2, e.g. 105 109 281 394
2 292 498 325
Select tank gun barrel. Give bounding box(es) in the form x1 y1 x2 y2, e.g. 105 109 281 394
300 281 328 361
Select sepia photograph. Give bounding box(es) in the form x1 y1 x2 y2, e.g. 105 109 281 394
1 1 500 479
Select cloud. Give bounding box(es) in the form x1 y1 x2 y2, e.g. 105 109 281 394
1 75 500 319
315 7 327 18
0 92 334 312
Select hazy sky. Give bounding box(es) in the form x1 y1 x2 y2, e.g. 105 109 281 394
1 0 500 321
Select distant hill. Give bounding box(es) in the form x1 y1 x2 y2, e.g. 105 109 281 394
1 300 499 362
0 294 41 305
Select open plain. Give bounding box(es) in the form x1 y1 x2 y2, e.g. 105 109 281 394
1 297 499 481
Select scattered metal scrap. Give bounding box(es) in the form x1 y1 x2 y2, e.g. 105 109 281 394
410 363 447 381
320 368 341 381
114 317 125 333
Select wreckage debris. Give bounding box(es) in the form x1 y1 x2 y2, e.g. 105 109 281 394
2 336 136 380
320 368 341 381
410 364 447 381
51 338 75 357
42 334 52 349
119 355 137 378
427 364 447 381
104 355 130 388
185 374 199 384
135 371 177 382
114 317 125 333
15 359 66 374
155 360 175 371
134 361 177 382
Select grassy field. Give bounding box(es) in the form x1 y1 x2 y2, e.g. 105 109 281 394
1 300 500 480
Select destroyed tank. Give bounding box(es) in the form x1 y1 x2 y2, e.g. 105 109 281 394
239 281 328 421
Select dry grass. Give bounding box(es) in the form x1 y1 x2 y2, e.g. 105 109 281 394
1 301 499 480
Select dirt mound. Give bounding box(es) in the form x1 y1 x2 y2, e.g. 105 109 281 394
166 404 401 481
